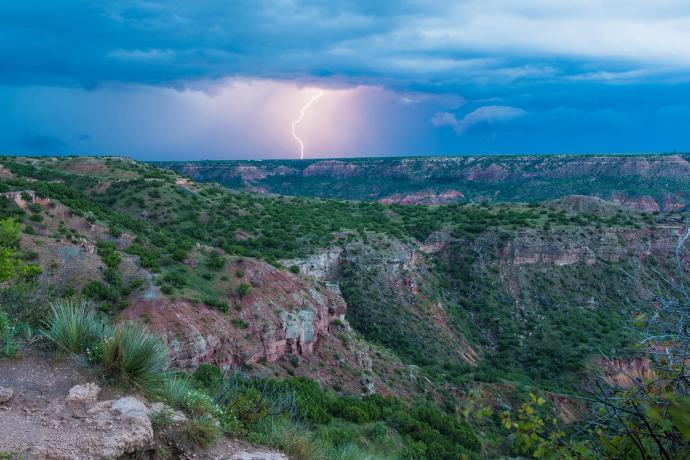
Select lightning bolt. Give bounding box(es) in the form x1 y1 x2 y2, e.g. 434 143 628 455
291 89 324 159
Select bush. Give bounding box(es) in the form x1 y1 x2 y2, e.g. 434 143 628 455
237 283 252 298
0 218 25 282
82 280 119 303
0 280 53 326
42 298 110 354
182 389 223 418
193 363 223 389
100 322 170 394
0 311 18 357
203 298 229 313
207 251 226 270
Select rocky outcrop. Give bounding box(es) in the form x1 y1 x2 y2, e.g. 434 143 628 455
159 154 690 206
0 382 161 459
378 189 464 205
550 195 626 217
0 163 15 179
461 163 509 182
611 193 660 212
499 226 682 267
234 165 268 181
303 160 362 178
283 248 344 280
66 383 100 406
124 258 346 369
598 358 656 388
2 190 51 210
663 194 687 212
0 386 13 403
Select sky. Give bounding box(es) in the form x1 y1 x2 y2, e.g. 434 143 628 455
2 1 690 160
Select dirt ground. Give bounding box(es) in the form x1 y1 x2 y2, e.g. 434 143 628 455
0 350 286 459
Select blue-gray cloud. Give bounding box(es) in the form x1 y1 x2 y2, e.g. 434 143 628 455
432 106 527 134
2 1 690 157
3 1 690 89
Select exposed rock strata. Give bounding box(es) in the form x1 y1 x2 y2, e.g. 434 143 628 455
124 258 346 369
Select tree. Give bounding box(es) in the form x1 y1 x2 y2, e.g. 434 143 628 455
0 217 43 357
0 218 40 282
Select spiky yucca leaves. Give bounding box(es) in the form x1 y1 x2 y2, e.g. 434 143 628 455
174 416 222 449
42 297 110 354
100 321 170 394
157 373 192 407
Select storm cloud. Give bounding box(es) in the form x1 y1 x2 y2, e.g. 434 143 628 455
2 1 690 158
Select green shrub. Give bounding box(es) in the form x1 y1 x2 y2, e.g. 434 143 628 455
182 389 223 418
207 251 226 270
162 271 186 288
231 319 248 329
0 280 53 326
0 311 18 357
0 218 23 282
96 241 121 271
341 405 369 424
237 283 252 298
82 280 119 303
193 363 223 389
42 298 110 354
100 322 170 394
204 298 229 313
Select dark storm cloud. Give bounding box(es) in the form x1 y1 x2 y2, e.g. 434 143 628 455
4 1 690 90
0 1 412 87
19 133 65 152
2 1 690 157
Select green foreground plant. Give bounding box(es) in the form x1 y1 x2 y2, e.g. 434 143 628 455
42 297 110 355
42 297 174 397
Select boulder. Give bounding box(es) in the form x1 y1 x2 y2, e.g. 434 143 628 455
111 396 148 419
147 402 188 424
0 386 13 403
66 383 100 405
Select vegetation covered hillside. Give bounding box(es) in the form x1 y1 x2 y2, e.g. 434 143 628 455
158 154 690 211
1 155 689 459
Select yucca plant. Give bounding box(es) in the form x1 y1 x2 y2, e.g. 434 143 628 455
100 321 170 394
174 416 222 449
156 372 192 407
42 297 110 354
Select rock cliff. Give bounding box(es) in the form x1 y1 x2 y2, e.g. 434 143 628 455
124 258 346 369
159 154 690 210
